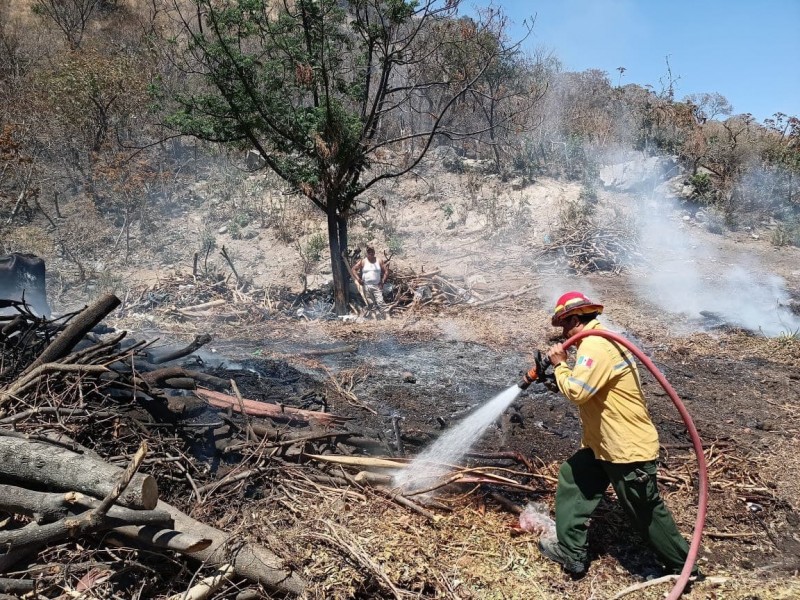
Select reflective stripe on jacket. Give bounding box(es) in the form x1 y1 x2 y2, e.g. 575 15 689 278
553 320 659 463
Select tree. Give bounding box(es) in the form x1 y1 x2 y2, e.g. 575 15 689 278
684 92 733 122
458 10 547 175
167 0 522 314
31 0 103 49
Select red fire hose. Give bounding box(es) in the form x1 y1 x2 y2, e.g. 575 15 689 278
561 329 707 600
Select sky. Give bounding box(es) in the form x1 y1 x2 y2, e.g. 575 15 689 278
487 0 800 123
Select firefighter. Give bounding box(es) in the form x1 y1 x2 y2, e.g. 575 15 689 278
538 291 698 577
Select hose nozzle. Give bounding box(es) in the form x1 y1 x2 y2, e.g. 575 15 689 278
518 351 552 390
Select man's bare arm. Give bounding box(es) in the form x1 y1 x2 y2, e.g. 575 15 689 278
352 259 363 284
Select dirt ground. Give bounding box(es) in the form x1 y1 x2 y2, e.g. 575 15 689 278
46 161 800 599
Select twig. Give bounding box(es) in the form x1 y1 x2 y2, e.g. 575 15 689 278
168 564 234 600
219 246 239 283
230 379 255 441
311 521 410 600
91 441 149 521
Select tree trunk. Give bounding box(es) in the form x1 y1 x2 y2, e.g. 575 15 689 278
327 205 349 315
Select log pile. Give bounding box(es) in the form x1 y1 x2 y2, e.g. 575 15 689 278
0 295 332 596
381 269 481 314
534 224 641 274
1 293 768 598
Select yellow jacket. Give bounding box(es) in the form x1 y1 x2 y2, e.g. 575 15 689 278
553 320 659 463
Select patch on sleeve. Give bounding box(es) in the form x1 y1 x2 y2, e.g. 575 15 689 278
576 355 594 368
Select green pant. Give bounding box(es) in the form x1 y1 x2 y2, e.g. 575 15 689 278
555 448 693 572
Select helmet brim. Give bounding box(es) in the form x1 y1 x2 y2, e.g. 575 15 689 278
551 303 604 326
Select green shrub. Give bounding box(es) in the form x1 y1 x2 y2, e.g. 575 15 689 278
386 235 403 256
578 183 598 204
305 232 327 262
770 222 800 247
233 212 251 228
199 227 217 254
688 172 713 202
228 221 242 239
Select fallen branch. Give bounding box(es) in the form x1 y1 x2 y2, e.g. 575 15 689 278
196 389 349 426
21 294 121 376
298 345 358 356
0 485 170 527
305 454 407 470
471 284 534 307
146 334 213 365
157 500 305 595
611 575 728 599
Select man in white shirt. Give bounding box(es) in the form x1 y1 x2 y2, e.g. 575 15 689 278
352 246 390 316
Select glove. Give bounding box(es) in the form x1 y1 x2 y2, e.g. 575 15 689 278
518 351 553 389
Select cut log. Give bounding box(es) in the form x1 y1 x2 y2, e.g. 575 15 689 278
158 500 305 595
109 525 212 553
21 294 121 376
0 438 158 510
0 484 169 526
196 389 349 426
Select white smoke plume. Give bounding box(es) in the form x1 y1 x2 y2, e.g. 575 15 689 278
630 181 799 337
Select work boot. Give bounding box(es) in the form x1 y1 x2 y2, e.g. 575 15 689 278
537 538 586 575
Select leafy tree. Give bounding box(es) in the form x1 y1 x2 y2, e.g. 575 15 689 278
167 0 520 314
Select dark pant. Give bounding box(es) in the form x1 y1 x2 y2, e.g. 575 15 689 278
555 448 693 572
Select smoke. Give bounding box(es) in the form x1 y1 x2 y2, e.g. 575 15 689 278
630 179 799 337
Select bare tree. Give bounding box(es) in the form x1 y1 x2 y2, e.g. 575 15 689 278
31 0 102 49
684 92 733 122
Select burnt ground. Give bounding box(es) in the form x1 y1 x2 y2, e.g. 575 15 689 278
136 295 800 599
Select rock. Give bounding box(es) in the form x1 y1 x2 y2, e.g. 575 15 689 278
218 226 228 234
599 155 681 192
245 149 265 170
402 371 416 383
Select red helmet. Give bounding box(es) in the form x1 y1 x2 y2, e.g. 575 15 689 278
551 291 604 326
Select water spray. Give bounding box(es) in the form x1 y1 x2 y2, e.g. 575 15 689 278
522 329 707 600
